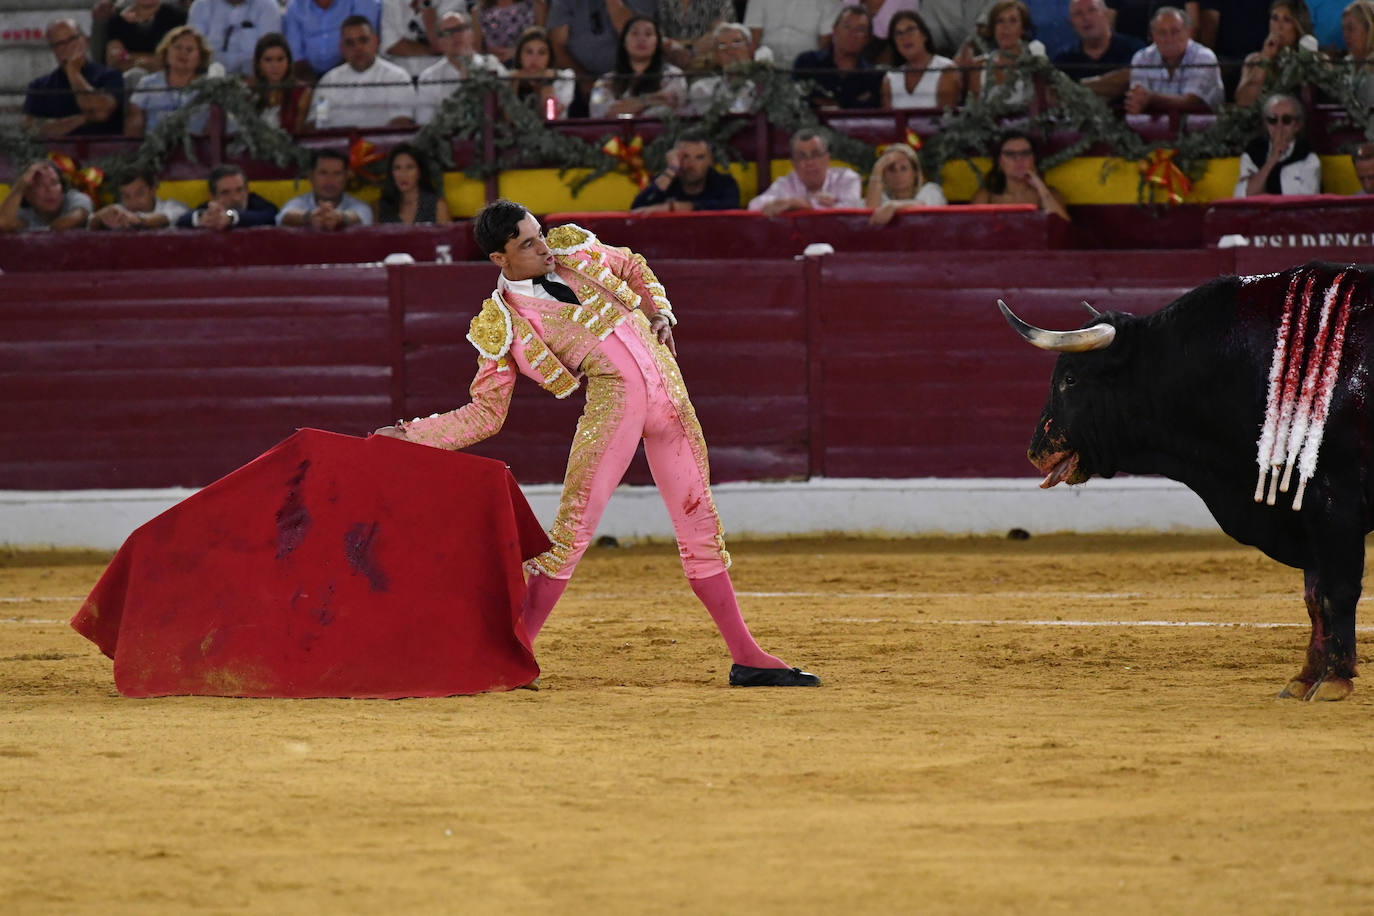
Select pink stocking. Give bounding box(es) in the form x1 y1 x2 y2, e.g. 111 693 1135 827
521 574 568 643
689 570 787 669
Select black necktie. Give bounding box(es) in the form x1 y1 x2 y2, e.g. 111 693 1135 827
535 274 579 304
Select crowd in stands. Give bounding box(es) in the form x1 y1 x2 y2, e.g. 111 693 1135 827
11 0 1374 233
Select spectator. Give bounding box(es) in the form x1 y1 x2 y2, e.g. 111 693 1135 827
472 0 547 66
655 0 734 68
964 0 1035 106
1107 0 1184 42
104 0 188 74
1234 92 1321 197
631 130 741 211
251 32 313 133
1351 142 1374 193
310 16 417 128
745 0 840 67
1124 6 1224 113
547 0 655 117
1196 1 1270 97
278 149 375 229
881 10 959 109
970 130 1070 220
747 129 864 216
0 160 93 233
867 0 922 64
793 5 883 109
283 0 381 79
865 141 946 225
380 0 441 79
509 26 577 117
1053 0 1145 101
417 11 510 123
188 0 282 76
1342 0 1374 105
176 163 280 228
377 143 452 223
588 15 687 117
686 21 757 114
126 25 214 136
1235 2 1314 106
22 18 124 137
88 169 190 229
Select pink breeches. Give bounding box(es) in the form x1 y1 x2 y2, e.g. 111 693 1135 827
525 323 731 581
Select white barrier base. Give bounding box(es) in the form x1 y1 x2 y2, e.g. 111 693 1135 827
0 477 1220 551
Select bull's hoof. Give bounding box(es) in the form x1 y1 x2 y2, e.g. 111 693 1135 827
1304 676 1354 702
1278 679 1314 700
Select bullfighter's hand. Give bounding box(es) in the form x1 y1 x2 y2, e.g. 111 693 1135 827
650 314 676 356
371 425 407 439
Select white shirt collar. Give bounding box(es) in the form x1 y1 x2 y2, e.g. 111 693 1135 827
500 271 566 302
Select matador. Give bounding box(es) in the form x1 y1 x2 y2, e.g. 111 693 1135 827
375 199 819 687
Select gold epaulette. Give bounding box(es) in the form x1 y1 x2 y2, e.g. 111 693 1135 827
466 297 513 361
546 223 597 254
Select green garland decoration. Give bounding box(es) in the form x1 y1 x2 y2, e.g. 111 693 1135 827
2 52 1371 204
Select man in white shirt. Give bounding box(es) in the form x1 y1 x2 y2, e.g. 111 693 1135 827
416 10 508 123
1125 6 1224 114
89 169 190 230
1233 93 1322 198
747 129 863 217
278 149 376 230
745 0 840 69
310 15 417 129
188 0 283 76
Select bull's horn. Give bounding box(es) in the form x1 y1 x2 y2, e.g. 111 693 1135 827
1082 301 1101 318
998 299 1117 352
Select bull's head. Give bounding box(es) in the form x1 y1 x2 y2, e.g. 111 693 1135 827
999 299 1119 489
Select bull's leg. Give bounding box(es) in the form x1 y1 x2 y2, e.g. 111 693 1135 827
1279 552 1361 702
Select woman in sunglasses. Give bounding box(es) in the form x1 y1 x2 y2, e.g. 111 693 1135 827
1233 92 1322 197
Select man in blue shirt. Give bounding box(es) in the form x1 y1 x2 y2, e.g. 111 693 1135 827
21 18 123 137
277 149 375 230
631 132 741 212
283 0 381 79
793 5 882 109
188 0 284 76
1053 0 1144 101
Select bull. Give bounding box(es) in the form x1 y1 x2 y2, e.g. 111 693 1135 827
1000 261 1370 701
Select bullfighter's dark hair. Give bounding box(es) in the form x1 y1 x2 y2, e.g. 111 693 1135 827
474 198 529 256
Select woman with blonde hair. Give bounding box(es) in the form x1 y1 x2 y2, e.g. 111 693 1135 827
1341 0 1374 105
126 24 213 136
865 142 946 225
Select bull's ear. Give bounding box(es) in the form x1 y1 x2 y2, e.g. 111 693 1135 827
998 299 1117 353
1082 301 1101 319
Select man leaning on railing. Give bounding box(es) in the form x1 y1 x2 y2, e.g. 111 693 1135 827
22 18 125 138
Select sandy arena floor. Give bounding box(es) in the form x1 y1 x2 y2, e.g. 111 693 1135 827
4 534 1374 914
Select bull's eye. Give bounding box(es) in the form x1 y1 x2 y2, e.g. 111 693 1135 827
1060 373 1078 390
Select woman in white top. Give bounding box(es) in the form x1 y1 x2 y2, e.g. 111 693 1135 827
588 15 686 118
1233 93 1323 198
865 141 947 225
882 11 957 110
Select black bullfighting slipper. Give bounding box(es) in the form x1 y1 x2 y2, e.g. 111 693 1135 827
728 664 821 687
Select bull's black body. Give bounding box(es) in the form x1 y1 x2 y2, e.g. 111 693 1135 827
1019 261 1372 699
